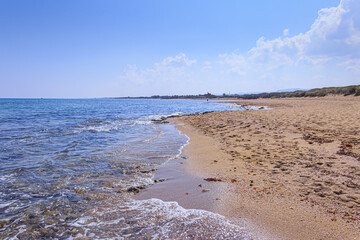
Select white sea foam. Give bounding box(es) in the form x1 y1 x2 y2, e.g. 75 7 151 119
147 112 183 121
0 173 15 182
68 198 251 239
131 120 152 126
75 112 185 132
73 120 130 133
0 200 16 209
130 112 183 127
80 122 124 132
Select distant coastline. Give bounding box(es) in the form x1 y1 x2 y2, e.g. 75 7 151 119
113 84 360 100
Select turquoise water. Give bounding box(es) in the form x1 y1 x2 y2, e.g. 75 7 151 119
0 98 250 239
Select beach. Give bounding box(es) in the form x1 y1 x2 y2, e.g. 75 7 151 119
138 96 360 239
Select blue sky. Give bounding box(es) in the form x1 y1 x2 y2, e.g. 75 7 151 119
1 0 359 98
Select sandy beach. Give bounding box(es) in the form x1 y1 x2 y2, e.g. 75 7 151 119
138 96 360 239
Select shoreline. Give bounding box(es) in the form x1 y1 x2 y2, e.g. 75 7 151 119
138 96 360 239
136 123 267 239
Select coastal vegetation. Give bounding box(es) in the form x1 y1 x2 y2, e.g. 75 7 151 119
236 85 360 99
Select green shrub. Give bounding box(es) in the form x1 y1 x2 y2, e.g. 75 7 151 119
344 87 356 96
355 88 360 96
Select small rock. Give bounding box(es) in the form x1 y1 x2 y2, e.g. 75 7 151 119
127 187 140 193
328 210 336 214
204 177 223 182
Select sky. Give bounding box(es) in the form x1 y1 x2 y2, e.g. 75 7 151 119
0 0 359 98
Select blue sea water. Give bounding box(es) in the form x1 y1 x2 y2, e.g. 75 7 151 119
0 98 251 239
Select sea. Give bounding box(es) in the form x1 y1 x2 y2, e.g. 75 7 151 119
0 98 253 239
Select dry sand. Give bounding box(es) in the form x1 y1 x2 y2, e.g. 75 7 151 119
139 96 360 239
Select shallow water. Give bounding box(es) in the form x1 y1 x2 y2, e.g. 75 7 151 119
0 98 251 239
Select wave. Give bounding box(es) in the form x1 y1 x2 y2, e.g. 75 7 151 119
69 198 251 239
73 120 126 133
73 108 245 134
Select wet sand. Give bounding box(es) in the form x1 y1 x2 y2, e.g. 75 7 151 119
138 96 360 239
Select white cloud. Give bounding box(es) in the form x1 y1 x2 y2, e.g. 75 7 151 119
160 53 196 67
201 61 212 71
338 59 360 72
219 52 246 75
120 53 196 84
283 29 289 37
221 0 360 74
